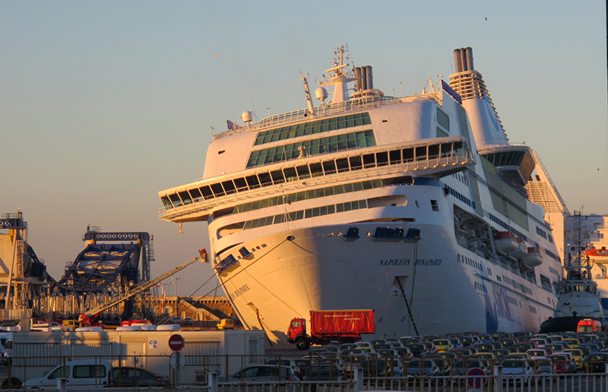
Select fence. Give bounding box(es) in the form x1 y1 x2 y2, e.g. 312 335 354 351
4 354 608 391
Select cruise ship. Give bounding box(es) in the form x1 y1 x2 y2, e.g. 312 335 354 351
158 46 566 343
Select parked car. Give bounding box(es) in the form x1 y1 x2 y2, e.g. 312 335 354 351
500 360 534 385
24 360 112 388
547 354 576 374
406 358 441 377
584 353 608 373
406 343 428 357
111 367 169 387
361 358 402 377
217 318 234 330
531 358 555 374
303 364 345 381
231 365 299 382
62 319 78 331
293 358 310 379
451 358 490 376
169 317 183 324
265 359 300 377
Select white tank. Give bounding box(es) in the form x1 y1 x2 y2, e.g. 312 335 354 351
315 87 328 102
242 111 253 123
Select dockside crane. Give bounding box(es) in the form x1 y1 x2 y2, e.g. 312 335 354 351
78 249 208 326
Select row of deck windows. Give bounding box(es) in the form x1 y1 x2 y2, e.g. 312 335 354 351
247 130 376 168
254 112 371 146
232 179 383 215
160 139 467 211
242 199 368 230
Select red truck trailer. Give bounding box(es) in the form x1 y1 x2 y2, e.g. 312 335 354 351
287 310 375 350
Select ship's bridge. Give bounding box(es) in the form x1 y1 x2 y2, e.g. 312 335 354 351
478 144 534 188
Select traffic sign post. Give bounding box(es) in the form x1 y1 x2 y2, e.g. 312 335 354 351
168 334 185 351
466 368 487 390
169 334 185 386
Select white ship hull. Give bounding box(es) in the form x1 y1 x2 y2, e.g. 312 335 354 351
218 221 555 344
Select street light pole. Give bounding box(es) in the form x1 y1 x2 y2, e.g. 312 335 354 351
172 277 181 318
156 285 165 315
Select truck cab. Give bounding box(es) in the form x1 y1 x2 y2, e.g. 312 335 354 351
287 318 310 350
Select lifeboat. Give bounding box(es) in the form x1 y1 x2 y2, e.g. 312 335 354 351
585 248 608 259
510 237 528 259
494 231 518 254
523 247 543 268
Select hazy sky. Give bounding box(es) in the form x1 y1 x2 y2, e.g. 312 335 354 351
1 1 606 295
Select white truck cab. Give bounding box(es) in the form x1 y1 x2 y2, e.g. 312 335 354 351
24 360 112 389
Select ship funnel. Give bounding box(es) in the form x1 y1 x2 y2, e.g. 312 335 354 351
453 47 474 72
465 47 474 71
454 50 463 73
365 66 373 90
354 67 363 91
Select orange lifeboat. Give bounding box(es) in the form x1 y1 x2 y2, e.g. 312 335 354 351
523 247 543 268
510 237 528 259
494 231 518 254
585 248 608 259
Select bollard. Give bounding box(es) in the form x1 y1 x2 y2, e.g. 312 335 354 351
57 378 67 392
354 367 364 392
208 371 218 392
493 365 503 392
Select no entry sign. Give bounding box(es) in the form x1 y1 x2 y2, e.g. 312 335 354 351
168 334 185 352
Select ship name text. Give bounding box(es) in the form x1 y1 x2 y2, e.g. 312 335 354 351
378 258 442 267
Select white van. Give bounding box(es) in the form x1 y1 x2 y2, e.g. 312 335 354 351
24 360 112 388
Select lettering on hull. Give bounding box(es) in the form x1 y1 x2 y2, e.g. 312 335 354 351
379 258 442 266
233 284 250 297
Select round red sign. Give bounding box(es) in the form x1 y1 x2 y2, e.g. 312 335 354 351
168 334 185 351
466 368 487 389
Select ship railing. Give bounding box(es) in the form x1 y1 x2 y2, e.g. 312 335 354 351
158 151 475 220
214 94 437 140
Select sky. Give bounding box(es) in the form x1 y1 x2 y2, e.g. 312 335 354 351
1 1 606 296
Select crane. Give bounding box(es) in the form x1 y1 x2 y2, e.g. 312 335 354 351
78 249 208 326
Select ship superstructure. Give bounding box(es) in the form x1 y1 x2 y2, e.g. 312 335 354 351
158 46 564 343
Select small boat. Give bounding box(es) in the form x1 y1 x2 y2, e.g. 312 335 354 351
585 248 608 260
510 237 528 259
522 247 543 268
494 231 517 254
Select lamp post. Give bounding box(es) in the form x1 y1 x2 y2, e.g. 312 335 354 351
156 285 165 315
172 277 181 318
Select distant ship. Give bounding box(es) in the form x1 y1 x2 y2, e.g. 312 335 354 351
158 46 566 343
540 255 605 333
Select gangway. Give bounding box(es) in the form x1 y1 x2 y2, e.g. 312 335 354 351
79 249 207 325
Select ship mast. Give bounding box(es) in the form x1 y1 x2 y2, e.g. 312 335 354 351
318 45 356 104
